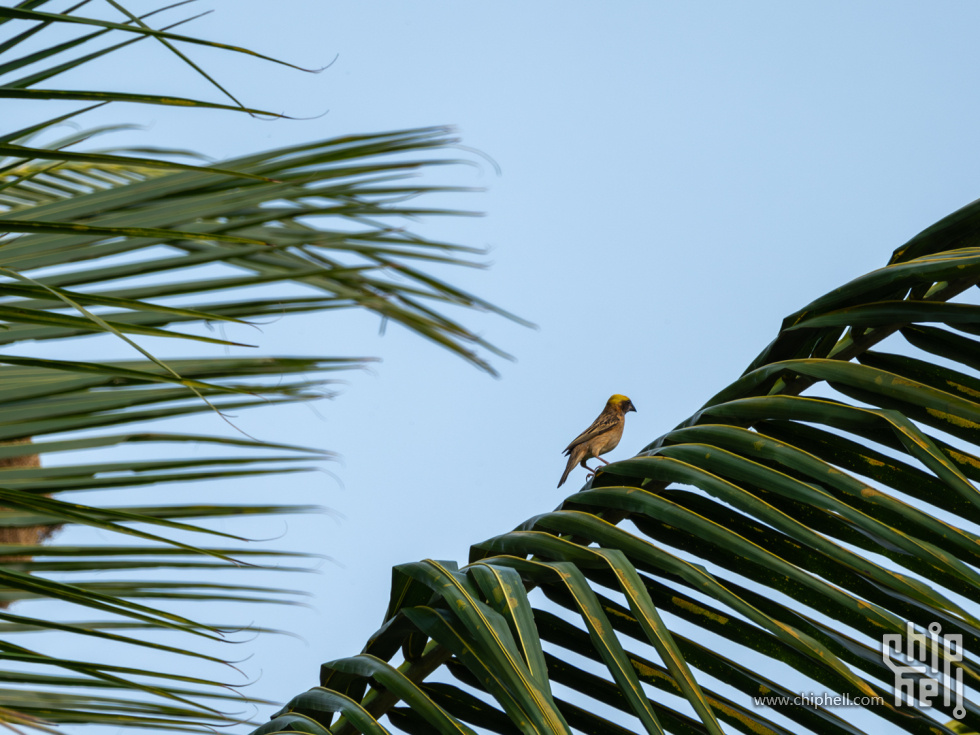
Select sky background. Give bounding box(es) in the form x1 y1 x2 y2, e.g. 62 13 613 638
9 2 980 733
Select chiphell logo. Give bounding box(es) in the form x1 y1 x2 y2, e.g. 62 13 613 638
882 621 964 720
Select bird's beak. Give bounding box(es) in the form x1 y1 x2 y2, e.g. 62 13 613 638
627 402 637 413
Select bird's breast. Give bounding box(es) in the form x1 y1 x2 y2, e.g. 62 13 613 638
591 423 624 456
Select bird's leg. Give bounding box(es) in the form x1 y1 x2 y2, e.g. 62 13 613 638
584 457 614 481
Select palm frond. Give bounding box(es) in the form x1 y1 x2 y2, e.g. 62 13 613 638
0 2 518 730
271 202 980 734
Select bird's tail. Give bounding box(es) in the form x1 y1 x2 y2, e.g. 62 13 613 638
557 459 574 488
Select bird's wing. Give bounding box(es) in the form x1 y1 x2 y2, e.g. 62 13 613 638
563 410 620 454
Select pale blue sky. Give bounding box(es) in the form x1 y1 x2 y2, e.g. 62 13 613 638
10 2 980 732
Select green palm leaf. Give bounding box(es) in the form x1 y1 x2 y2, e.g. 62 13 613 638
0 2 518 731
271 202 980 734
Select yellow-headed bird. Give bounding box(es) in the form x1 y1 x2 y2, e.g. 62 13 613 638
558 394 636 488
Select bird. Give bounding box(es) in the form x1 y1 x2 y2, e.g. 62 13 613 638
557 394 636 488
